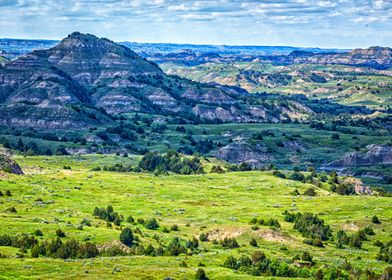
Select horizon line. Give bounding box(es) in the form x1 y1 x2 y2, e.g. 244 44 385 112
0 36 362 51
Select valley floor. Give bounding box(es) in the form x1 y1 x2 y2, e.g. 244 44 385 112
0 155 391 279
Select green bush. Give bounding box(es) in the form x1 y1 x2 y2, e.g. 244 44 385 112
195 268 208 280
144 218 159 230
56 229 65 238
119 228 134 247
220 237 239 249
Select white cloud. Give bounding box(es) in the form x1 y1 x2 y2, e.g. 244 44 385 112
0 0 390 48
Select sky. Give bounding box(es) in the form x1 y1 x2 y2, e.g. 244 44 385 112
0 0 392 48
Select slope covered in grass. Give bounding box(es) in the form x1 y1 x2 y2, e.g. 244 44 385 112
0 155 390 279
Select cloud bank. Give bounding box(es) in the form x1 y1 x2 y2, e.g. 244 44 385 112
0 0 391 48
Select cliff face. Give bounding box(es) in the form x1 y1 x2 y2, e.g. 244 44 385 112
0 32 314 129
216 142 272 167
324 144 392 169
0 154 23 174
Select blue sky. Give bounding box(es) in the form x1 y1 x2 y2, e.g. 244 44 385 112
1 0 392 48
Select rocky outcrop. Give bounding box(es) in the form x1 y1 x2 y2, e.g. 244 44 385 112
65 147 130 155
323 144 392 170
282 141 307 152
0 54 8 66
0 154 23 174
216 142 272 167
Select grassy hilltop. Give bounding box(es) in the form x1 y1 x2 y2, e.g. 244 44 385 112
0 155 391 279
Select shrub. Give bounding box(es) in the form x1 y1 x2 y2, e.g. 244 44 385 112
170 224 179 231
273 170 286 179
377 241 392 263
78 242 99 258
348 233 362 249
56 229 65 238
304 187 317 196
372 215 381 224
185 237 199 249
249 238 258 247
5 190 11 196
381 267 392 280
255 218 281 228
119 228 134 247
331 133 340 140
5 206 17 213
93 205 123 224
251 251 266 264
31 244 40 258
284 211 332 243
223 255 239 269
291 189 300 196
301 252 314 264
126 215 134 223
220 237 239 249
144 218 159 230
199 233 208 242
336 230 349 248
144 244 155 256
289 171 305 182
335 183 355 195
33 229 43 236
139 151 204 175
363 226 375 236
167 237 186 256
210 165 225 174
80 218 91 227
195 268 208 280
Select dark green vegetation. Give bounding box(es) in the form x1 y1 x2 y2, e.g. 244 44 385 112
0 155 391 279
1 119 391 189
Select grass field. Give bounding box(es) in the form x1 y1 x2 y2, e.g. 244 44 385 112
0 155 391 279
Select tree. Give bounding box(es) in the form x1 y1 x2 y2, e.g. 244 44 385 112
119 228 134 246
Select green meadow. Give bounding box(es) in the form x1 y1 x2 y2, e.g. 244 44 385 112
0 155 391 279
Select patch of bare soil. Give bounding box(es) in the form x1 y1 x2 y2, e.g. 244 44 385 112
97 240 132 254
207 227 246 240
254 228 290 242
343 223 359 231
